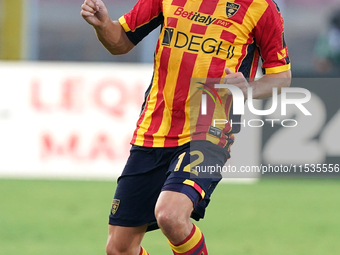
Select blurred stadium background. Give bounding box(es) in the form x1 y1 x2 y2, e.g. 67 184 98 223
0 0 339 254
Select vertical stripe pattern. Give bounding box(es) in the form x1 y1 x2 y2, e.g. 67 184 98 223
121 0 291 148
142 47 172 147
164 52 197 147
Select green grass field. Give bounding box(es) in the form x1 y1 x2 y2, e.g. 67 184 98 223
1 178 339 255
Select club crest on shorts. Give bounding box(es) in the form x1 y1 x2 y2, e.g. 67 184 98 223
226 2 241 18
111 199 120 215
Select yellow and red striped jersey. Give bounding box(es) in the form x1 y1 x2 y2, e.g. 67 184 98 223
119 0 290 148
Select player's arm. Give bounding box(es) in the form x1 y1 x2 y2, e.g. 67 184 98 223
251 69 291 99
81 0 134 55
224 68 292 100
224 1 292 99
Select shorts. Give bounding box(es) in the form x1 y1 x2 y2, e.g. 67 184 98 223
109 140 231 231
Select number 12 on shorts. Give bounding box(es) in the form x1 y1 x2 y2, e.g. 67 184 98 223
174 150 204 176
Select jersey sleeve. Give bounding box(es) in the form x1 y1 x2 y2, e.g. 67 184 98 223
253 1 291 74
118 0 164 45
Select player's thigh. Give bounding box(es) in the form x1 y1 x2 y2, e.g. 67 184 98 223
162 140 230 220
155 190 194 221
109 168 168 228
106 224 148 254
109 145 175 231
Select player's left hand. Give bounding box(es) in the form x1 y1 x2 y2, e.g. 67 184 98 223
224 67 250 100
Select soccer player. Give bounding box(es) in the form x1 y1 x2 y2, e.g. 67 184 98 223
81 0 291 254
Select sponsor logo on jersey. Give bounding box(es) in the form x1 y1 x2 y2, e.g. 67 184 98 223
226 2 241 18
162 29 235 59
163 28 175 46
111 199 120 215
213 19 233 28
174 7 216 25
173 7 233 29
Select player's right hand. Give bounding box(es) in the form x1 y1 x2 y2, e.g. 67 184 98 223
81 0 110 27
